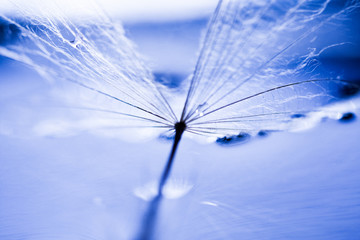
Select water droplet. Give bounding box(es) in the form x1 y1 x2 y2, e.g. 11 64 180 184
69 35 82 48
195 109 204 117
258 130 271 137
291 113 306 119
216 132 250 146
339 112 356 122
195 103 208 117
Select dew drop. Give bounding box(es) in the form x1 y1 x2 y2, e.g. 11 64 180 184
195 103 208 117
216 132 250 146
69 35 82 48
195 109 204 117
291 113 306 119
339 112 356 122
258 130 270 137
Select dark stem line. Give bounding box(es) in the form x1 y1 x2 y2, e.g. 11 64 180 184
157 123 185 194
135 194 162 240
135 123 186 240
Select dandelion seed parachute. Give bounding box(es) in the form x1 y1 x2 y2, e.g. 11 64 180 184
1 1 360 239
1 0 359 140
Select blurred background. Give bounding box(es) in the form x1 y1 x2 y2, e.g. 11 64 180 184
1 1 360 239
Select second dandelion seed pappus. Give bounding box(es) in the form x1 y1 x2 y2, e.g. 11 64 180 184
0 0 359 239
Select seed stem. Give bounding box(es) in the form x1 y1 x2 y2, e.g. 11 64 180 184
157 121 186 194
135 122 186 240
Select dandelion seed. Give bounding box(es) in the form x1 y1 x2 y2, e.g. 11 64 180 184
1 0 360 239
